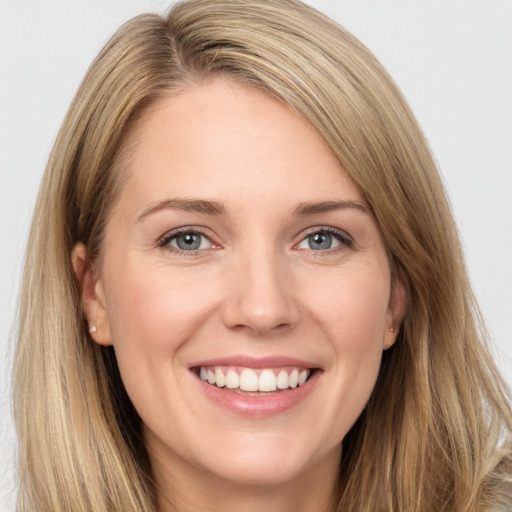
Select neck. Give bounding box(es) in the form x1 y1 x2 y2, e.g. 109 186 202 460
148 439 341 512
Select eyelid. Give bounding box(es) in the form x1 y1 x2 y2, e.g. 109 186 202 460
294 226 353 250
156 225 353 254
157 227 219 253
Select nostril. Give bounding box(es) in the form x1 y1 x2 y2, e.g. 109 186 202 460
220 269 300 334
222 308 300 336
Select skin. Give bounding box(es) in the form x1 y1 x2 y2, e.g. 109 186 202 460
74 79 406 512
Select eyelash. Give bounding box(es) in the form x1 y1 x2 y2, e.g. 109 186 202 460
157 228 214 256
297 227 353 252
157 226 353 255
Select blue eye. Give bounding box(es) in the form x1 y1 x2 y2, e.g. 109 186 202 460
307 232 335 250
160 230 213 252
297 229 351 251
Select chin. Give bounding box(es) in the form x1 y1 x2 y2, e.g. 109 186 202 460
203 454 311 487
193 431 330 487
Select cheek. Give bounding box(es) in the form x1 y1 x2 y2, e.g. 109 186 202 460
303 264 390 348
105 263 219 353
303 264 390 413
101 264 219 428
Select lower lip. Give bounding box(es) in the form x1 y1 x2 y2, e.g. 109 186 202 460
193 370 321 418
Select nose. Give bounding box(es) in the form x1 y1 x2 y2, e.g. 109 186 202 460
221 248 300 336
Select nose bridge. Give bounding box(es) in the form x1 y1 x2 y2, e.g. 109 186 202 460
221 239 299 335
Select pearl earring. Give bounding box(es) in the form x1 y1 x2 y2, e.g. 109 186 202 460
390 327 395 332
89 326 97 334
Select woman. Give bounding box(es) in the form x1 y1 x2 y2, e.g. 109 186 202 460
13 0 512 510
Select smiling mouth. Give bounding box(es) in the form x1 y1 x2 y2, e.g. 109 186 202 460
194 366 314 394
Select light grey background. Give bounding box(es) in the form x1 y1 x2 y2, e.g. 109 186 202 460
1 1 511 509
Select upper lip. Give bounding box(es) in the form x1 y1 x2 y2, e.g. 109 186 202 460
189 354 321 369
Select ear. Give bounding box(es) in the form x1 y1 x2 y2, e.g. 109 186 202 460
383 272 408 350
72 242 113 346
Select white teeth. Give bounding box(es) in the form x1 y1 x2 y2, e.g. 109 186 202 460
276 369 289 390
215 369 225 388
225 370 240 389
258 369 277 392
198 366 312 391
289 369 299 388
239 368 259 392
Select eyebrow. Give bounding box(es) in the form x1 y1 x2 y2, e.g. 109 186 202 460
137 197 368 223
292 200 369 216
137 198 226 222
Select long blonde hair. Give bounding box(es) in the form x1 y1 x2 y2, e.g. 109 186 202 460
13 1 512 510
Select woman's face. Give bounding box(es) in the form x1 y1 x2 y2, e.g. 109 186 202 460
83 79 405 489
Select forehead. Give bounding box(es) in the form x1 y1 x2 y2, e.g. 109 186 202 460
115 78 364 214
